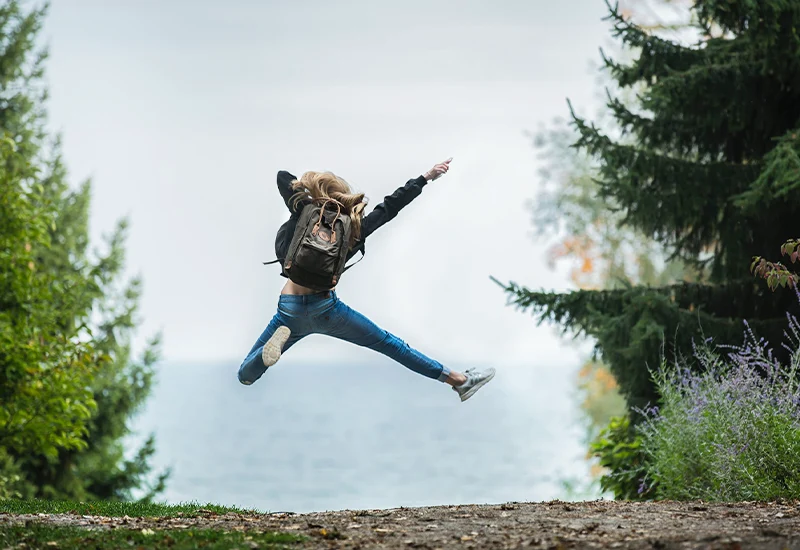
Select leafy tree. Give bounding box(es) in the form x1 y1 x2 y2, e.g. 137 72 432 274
0 134 99 471
0 1 165 500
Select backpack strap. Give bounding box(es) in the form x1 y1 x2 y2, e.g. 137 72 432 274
263 259 281 265
342 246 365 272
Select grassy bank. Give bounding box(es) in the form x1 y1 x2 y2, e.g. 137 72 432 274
0 524 303 549
0 498 259 517
0 500 305 549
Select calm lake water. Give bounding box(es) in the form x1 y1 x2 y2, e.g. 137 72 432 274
129 357 594 512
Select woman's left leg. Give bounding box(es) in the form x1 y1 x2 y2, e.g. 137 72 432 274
320 297 453 383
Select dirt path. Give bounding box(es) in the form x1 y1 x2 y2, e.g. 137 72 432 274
3 500 800 549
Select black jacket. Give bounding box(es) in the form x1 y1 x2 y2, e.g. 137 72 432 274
273 170 429 276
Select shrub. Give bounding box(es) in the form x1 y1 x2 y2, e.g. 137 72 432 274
589 415 653 500
639 301 800 501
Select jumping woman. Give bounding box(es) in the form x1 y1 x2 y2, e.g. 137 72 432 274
237 158 495 402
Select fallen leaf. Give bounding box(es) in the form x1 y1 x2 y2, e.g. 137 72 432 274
318 528 344 540
141 528 155 535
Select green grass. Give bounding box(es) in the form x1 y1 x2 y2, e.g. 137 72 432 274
0 524 304 550
0 499 261 517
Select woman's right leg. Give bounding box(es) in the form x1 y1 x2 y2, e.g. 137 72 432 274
238 312 304 385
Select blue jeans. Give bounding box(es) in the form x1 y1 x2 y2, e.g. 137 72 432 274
238 291 451 385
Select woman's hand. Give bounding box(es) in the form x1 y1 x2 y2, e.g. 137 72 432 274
424 157 453 182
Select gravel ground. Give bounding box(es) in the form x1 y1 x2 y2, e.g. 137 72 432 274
3 500 800 549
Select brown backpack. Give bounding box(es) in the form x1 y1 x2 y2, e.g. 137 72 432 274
276 199 360 290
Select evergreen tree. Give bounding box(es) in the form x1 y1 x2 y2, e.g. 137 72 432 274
498 0 800 412
0 1 165 500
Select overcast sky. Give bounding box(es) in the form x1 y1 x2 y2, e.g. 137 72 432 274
40 0 613 372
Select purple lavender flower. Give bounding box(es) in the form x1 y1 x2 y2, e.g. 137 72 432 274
641 291 800 501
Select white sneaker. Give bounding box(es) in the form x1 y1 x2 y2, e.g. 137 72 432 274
262 326 291 367
453 367 496 402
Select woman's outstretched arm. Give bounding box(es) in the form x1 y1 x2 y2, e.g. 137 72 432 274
357 158 451 243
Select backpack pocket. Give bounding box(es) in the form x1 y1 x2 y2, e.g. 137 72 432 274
293 236 340 276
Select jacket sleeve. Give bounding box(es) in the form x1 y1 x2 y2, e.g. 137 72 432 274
358 175 429 243
277 170 307 214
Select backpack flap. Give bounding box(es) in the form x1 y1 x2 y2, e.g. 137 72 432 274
270 198 363 289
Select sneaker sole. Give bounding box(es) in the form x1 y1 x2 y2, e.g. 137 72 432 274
262 326 291 367
460 368 496 402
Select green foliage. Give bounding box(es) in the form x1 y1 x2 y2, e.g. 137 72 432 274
0 136 102 462
0 1 164 500
589 415 652 500
500 0 800 412
735 130 800 212
0 524 304 550
14 210 167 500
0 450 22 500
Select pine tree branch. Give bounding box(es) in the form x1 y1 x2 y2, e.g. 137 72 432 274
493 276 796 407
569 117 759 259
734 127 800 211
601 0 705 88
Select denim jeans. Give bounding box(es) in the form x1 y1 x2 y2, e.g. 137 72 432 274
238 291 451 385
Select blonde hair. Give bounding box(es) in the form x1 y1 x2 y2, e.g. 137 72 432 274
290 171 368 247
